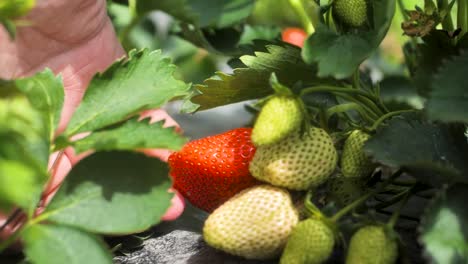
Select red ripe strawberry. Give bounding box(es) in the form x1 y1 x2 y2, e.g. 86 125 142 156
168 128 258 212
282 27 307 48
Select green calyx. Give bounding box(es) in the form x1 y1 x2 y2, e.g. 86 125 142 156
252 95 304 146
280 217 335 264
340 130 375 178
333 0 368 28
346 225 398 264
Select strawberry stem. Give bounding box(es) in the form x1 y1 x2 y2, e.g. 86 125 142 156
439 0 455 31
368 110 416 131
288 0 315 34
0 208 21 235
352 69 361 90
325 103 377 125
304 190 325 218
330 170 404 222
300 85 385 118
300 85 375 100
330 190 375 222
269 73 294 95
333 93 381 121
373 188 411 210
458 0 468 36
387 186 413 228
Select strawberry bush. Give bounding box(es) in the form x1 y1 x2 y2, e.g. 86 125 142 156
1 0 468 263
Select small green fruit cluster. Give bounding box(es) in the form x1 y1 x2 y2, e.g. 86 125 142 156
203 97 339 260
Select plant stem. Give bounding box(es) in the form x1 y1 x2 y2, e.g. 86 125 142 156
300 85 384 118
119 15 140 51
458 0 467 35
352 69 361 90
356 95 386 116
334 93 381 121
304 190 324 218
397 0 409 21
374 188 411 210
326 103 377 124
319 108 330 132
330 169 404 222
440 0 455 31
388 187 413 228
330 191 375 222
0 208 21 234
289 0 315 33
300 85 375 99
369 110 416 131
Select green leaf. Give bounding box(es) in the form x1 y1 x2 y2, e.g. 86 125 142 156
23 224 112 264
72 117 187 154
0 95 49 213
0 94 49 166
0 97 49 168
136 0 255 28
191 42 329 111
426 50 468 123
0 18 16 39
15 69 64 141
364 113 468 185
302 0 396 78
42 151 173 234
0 0 35 19
0 160 41 211
238 25 281 46
411 30 459 97
379 76 424 110
64 49 189 136
420 184 468 264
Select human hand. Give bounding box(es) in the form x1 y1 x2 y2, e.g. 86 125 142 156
0 0 184 242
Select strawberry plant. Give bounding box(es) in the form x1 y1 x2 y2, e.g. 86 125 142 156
2 0 468 263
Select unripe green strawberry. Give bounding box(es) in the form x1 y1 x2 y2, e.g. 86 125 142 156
280 218 335 264
327 175 366 207
250 127 337 190
252 95 304 146
333 0 368 27
340 130 375 178
346 225 398 264
203 185 299 260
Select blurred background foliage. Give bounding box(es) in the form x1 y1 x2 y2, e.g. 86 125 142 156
106 0 424 142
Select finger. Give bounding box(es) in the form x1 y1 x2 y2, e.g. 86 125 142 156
139 108 182 132
138 108 183 162
160 189 185 221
